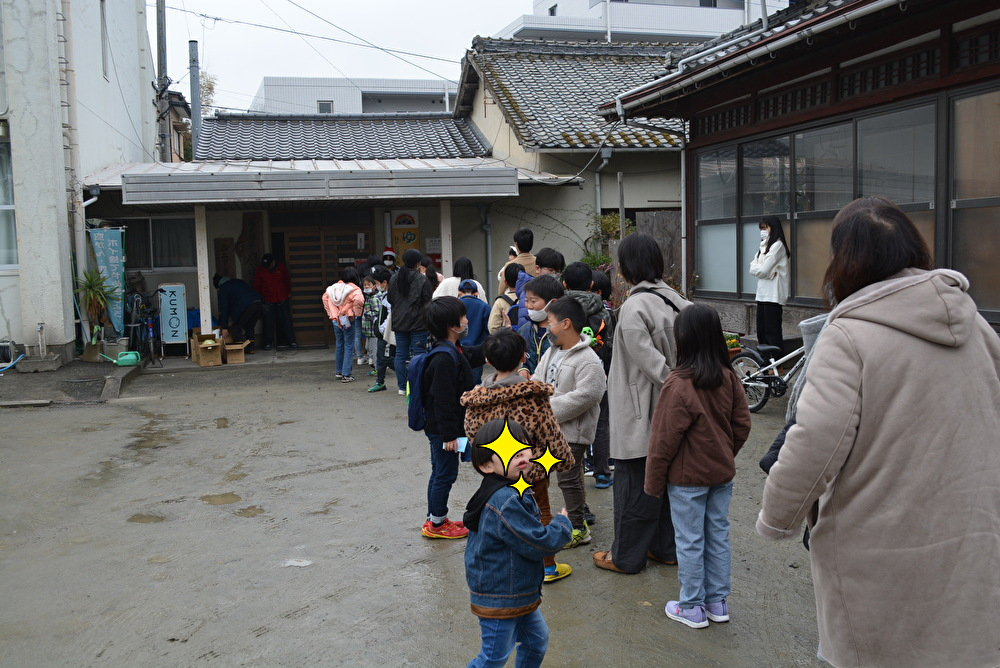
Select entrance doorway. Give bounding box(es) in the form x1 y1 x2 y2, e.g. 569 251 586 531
270 211 374 346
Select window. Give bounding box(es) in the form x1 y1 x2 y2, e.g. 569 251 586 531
697 147 737 220
123 218 196 269
742 136 790 216
0 130 16 267
858 105 935 204
549 5 557 16
795 123 853 212
317 100 334 114
700 0 718 6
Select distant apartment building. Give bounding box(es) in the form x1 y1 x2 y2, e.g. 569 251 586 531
496 0 790 42
248 77 458 115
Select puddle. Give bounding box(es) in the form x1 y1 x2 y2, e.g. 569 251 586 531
215 417 229 429
128 418 176 452
128 514 166 523
200 493 240 505
235 505 264 517
223 464 248 482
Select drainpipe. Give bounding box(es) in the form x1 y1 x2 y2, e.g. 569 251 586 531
680 129 688 296
605 0 612 43
759 0 769 31
479 204 493 300
58 0 92 340
594 147 612 228
613 0 906 122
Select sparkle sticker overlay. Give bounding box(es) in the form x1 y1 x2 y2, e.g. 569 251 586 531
481 418 564 498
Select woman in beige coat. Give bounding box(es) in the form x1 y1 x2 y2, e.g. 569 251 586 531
757 197 1000 668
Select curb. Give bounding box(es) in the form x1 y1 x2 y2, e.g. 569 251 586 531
100 364 143 401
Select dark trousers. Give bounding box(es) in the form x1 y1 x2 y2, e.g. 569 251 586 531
610 457 676 573
756 301 784 352
232 301 264 342
592 390 611 478
262 299 296 347
426 432 459 523
556 442 588 530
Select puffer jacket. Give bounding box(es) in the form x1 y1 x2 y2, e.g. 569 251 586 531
757 268 1000 668
321 281 364 322
532 335 606 444
464 484 572 619
462 378 575 484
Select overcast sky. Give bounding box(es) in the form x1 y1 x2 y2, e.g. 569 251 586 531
148 1 531 113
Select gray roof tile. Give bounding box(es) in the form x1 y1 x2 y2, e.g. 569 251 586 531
195 113 489 161
463 38 689 150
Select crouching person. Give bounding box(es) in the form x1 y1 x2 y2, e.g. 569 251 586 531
463 419 572 668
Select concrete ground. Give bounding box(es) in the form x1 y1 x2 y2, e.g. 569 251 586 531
0 353 823 668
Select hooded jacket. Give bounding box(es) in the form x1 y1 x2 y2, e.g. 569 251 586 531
532 335 606 444
608 281 692 460
757 269 1000 668
387 269 432 333
463 482 572 619
462 379 575 485
321 281 364 323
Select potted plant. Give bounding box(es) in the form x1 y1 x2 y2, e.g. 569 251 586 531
75 268 117 346
725 332 741 358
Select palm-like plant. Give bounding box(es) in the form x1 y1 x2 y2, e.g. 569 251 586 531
75 269 118 343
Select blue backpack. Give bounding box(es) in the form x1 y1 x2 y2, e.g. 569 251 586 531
406 343 460 431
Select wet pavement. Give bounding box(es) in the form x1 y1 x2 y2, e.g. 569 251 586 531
0 358 823 667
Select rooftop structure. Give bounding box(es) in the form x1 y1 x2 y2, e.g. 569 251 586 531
248 77 458 115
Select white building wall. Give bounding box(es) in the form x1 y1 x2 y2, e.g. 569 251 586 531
250 77 458 115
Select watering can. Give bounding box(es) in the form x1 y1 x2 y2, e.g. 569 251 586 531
100 351 142 366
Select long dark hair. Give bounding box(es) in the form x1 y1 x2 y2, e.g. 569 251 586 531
673 303 731 390
397 248 423 297
759 215 790 257
823 196 932 304
421 256 441 291
453 257 475 281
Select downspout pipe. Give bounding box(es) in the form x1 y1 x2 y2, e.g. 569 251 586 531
594 148 611 228
479 203 493 300
612 0 906 122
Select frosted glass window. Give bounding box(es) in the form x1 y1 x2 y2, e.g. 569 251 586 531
795 217 834 299
0 209 16 266
858 105 935 204
742 136 790 216
953 207 999 310
953 89 1000 200
796 123 853 212
696 223 737 292
697 148 737 220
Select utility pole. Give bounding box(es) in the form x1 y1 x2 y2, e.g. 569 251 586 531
156 0 170 162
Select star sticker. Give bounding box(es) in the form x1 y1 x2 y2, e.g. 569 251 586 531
509 473 532 498
530 447 564 476
481 417 531 475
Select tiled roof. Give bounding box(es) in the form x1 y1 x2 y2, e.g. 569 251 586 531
460 38 689 150
195 113 489 161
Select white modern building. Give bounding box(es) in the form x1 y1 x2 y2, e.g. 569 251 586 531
249 77 458 115
0 0 156 357
497 0 790 42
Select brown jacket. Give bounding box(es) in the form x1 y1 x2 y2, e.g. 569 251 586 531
644 369 750 495
497 252 536 294
758 269 1000 668
461 379 574 484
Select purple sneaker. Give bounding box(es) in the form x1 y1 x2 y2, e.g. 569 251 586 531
705 599 729 623
665 601 708 629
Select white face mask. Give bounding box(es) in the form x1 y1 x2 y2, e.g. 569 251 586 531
363 288 374 295
383 258 394 266
760 229 769 241
527 308 548 323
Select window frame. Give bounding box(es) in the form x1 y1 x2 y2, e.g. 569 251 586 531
0 131 16 270
114 216 198 272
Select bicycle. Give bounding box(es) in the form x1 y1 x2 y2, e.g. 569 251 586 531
731 343 806 413
125 286 165 368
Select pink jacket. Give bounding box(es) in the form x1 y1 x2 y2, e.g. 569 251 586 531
321 281 364 325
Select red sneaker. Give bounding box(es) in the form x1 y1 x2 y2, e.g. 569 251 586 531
421 519 469 539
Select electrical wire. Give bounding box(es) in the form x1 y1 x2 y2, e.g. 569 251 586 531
102 38 161 162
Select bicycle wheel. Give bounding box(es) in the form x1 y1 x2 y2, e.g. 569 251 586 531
732 351 770 412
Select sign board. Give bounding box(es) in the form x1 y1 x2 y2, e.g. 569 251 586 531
158 283 188 344
425 237 441 253
88 228 125 336
391 210 420 256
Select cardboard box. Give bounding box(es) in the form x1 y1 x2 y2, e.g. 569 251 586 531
191 334 222 367
223 339 250 364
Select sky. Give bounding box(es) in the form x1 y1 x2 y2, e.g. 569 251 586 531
147 1 532 113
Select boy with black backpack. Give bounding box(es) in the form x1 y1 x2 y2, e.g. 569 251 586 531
409 296 486 539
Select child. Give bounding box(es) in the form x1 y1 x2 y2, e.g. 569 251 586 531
360 274 379 367
462 329 576 583
517 274 564 374
458 280 491 385
321 266 364 383
534 247 566 276
463 418 573 668
488 262 523 334
363 266 393 392
644 303 751 629
532 296 606 548
419 296 486 539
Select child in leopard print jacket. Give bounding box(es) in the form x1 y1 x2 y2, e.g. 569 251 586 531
461 329 576 583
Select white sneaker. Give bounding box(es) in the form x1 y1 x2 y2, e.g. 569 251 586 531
356 357 366 365
398 389 406 396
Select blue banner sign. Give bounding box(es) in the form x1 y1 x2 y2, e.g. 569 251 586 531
87 228 124 336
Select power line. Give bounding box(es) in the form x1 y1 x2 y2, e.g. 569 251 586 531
160 4 459 65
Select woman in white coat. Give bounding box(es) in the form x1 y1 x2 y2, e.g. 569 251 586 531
749 215 790 352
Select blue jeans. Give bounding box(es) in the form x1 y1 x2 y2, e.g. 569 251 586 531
667 481 733 609
394 329 428 392
353 321 363 359
426 432 459 523
334 323 355 376
467 609 549 668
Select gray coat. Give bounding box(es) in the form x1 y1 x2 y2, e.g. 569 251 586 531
608 281 691 460
532 335 606 445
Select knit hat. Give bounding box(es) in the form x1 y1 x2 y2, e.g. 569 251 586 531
382 247 396 258
458 279 478 293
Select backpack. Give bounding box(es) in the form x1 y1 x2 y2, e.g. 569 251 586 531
582 307 616 371
406 343 460 431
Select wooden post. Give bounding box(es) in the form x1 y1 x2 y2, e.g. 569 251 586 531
195 205 212 333
440 199 453 278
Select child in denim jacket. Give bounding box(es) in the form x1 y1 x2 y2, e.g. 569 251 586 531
463 418 572 668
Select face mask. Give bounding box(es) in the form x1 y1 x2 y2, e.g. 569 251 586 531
455 325 469 338
527 308 548 323
760 229 769 241
363 288 374 295
383 259 394 266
